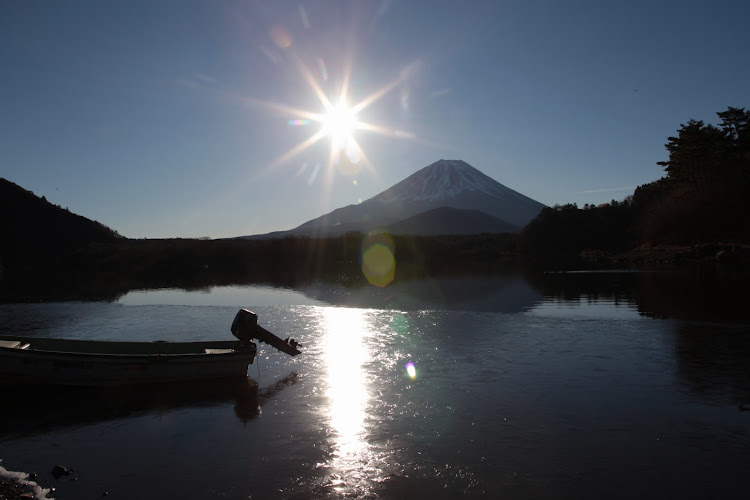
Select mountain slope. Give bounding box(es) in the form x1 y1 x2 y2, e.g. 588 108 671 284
384 207 519 235
288 159 545 237
0 178 121 263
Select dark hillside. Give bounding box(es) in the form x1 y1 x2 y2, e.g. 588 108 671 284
385 207 519 235
518 200 636 258
633 179 750 244
0 178 121 265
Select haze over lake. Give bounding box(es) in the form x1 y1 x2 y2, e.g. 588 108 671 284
1 268 748 499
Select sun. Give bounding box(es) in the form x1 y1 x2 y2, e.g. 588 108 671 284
245 53 424 177
321 99 358 153
319 97 363 165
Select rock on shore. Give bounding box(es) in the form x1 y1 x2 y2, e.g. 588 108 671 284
0 461 52 499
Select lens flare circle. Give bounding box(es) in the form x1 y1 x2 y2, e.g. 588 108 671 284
269 25 293 49
361 232 395 287
405 362 417 380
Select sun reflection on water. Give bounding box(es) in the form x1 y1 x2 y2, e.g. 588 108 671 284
322 307 374 491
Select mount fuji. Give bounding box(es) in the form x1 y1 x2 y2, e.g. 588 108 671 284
256 160 545 238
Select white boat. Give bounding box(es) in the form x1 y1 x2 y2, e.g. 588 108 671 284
0 309 301 386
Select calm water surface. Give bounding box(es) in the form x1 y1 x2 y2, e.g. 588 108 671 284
1 271 749 499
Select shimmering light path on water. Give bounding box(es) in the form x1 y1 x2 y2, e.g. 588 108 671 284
1 274 749 498
321 307 377 495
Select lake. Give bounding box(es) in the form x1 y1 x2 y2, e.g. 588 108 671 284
1 267 749 499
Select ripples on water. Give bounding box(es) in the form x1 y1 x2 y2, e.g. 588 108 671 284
1 273 749 498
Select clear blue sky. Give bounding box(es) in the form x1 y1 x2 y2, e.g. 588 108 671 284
2 0 748 238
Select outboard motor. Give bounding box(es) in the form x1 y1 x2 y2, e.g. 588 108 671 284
231 308 259 343
231 309 302 357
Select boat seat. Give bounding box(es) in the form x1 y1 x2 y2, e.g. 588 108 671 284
0 341 31 349
204 348 235 354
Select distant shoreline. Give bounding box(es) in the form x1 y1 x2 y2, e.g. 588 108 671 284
1 239 746 304
582 243 750 266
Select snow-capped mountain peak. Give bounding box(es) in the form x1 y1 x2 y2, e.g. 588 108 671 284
371 159 526 203
249 159 545 238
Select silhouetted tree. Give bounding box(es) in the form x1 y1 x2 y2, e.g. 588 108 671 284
521 106 749 253
656 119 725 190
717 106 749 143
519 200 635 256
717 106 750 180
657 107 750 189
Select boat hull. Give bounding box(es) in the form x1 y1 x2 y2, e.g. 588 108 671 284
0 336 257 387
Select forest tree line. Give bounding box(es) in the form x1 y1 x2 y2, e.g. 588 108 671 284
519 106 750 257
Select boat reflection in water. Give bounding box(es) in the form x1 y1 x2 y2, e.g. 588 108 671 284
322 307 380 495
0 373 299 440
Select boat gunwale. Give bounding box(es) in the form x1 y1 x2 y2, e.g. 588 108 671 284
0 335 254 359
